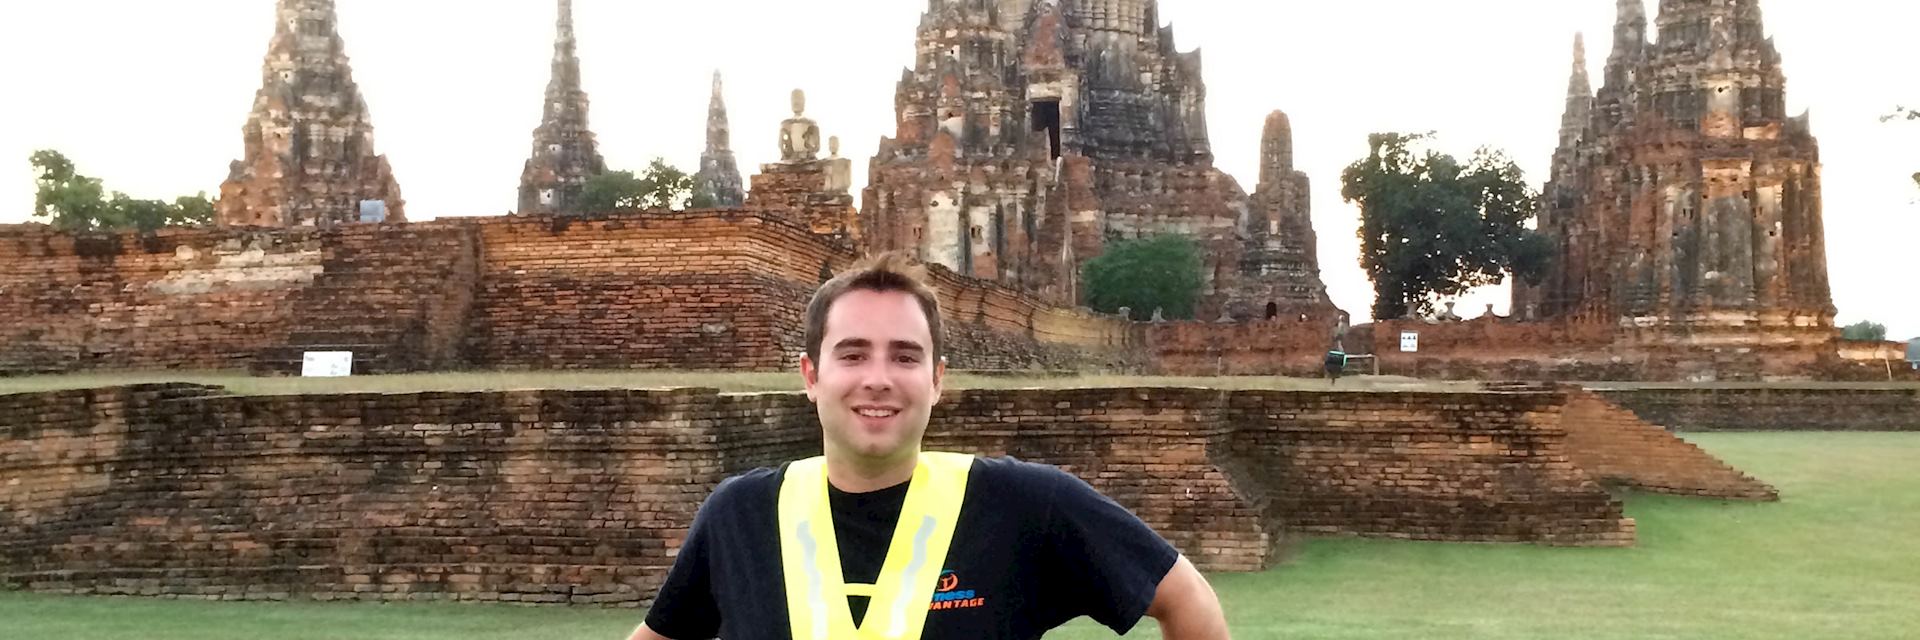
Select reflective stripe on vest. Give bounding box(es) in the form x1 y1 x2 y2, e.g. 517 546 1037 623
778 452 973 640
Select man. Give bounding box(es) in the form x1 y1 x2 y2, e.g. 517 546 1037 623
1324 313 1351 387
629 253 1229 639
1324 346 1347 386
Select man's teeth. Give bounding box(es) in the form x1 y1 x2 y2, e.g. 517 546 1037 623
857 408 899 417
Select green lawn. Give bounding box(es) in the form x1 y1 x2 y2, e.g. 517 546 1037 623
6 433 1918 639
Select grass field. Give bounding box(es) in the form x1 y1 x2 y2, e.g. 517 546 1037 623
4 432 1916 639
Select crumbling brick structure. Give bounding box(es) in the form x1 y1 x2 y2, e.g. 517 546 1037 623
217 0 406 227
745 90 862 246
1224 390 1637 545
859 0 1337 322
1599 387 1920 432
1143 317 1337 377
1513 1 1833 355
5 385 1663 604
0 209 1134 376
1556 387 1778 499
0 226 327 374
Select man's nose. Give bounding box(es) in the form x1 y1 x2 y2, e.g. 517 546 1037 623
860 365 894 392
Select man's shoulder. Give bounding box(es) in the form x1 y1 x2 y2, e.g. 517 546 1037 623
702 465 784 511
968 455 1139 517
967 455 1080 493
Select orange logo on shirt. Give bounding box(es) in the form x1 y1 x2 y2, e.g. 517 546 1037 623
929 570 986 611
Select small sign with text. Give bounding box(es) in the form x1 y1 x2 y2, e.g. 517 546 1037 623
301 351 353 377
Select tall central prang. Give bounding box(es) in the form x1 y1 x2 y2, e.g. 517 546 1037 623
861 0 1335 322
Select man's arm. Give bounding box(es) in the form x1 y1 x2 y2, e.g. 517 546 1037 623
1145 555 1230 639
625 623 672 640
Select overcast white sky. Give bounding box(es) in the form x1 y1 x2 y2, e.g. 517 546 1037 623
1 0 1914 338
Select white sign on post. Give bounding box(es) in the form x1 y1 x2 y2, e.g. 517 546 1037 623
1399 331 1419 353
302 351 354 377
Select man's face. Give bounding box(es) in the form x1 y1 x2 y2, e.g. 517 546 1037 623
801 289 945 468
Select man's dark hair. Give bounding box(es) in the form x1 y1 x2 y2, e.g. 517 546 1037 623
803 252 945 365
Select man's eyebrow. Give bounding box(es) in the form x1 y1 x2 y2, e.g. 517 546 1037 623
829 338 924 352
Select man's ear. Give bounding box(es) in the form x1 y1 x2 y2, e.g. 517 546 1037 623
800 354 819 402
931 355 947 403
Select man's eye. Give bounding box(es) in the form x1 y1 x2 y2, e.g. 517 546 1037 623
895 355 921 364
840 353 865 362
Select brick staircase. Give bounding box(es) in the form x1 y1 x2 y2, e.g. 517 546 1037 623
1559 388 1778 500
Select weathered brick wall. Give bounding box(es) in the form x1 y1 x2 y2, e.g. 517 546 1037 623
465 212 844 371
0 385 819 605
928 388 1271 571
1359 318 1863 382
1598 387 1920 431
462 211 1133 372
1226 390 1635 546
3 385 1647 604
745 159 860 241
0 225 323 374
1558 390 1777 499
421 228 482 368
1145 318 1335 376
253 223 481 374
0 211 1137 375
1364 318 1615 359
1814 357 1920 382
1360 318 1620 380
923 263 1138 371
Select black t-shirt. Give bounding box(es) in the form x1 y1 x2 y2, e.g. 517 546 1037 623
643 456 1180 640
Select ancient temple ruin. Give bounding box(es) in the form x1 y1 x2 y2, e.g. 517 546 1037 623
1242 111 1334 320
694 72 746 208
217 0 405 227
1515 0 1834 348
518 0 607 215
860 0 1335 321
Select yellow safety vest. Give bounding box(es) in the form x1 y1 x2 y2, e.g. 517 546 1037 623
778 452 974 640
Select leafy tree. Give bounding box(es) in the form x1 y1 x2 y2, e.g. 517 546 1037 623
1340 132 1551 320
172 193 216 224
101 193 216 231
31 150 108 228
579 171 645 212
30 150 213 232
579 158 710 212
1841 321 1888 342
1081 234 1205 321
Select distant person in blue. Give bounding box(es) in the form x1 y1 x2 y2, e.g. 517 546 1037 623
1324 345 1347 386
1324 313 1351 386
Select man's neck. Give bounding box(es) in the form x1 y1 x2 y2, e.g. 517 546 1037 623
825 449 919 494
